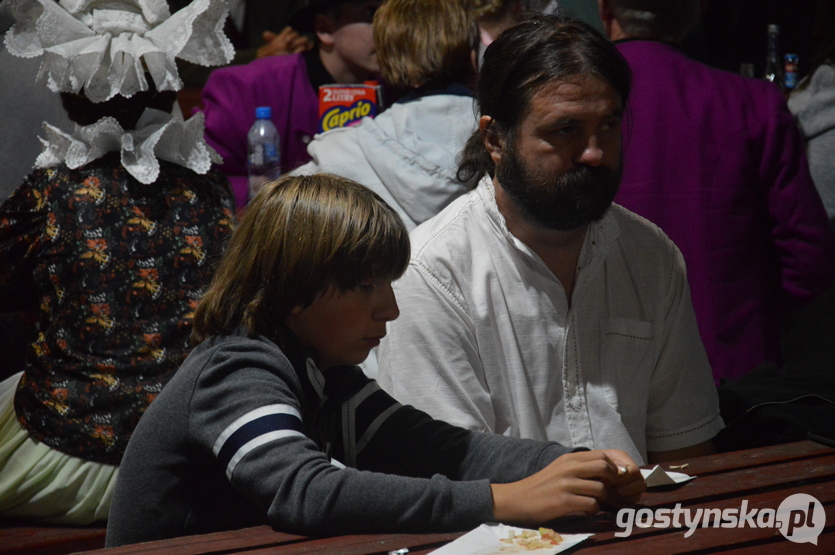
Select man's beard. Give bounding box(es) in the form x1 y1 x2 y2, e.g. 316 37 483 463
496 140 621 232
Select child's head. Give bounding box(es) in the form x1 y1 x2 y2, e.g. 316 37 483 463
192 174 409 345
289 0 382 83
374 0 479 91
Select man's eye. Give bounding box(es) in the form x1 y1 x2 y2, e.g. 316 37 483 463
552 126 575 137
602 118 622 132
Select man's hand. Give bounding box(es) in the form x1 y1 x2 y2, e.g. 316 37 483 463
491 449 645 526
256 27 313 59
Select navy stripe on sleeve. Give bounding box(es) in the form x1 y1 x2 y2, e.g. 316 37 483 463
213 404 306 478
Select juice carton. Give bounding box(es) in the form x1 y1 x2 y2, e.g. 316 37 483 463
318 82 383 133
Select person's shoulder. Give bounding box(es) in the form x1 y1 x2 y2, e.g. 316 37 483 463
207 53 306 86
608 203 680 260
696 62 783 102
789 63 835 126
394 188 487 306
400 93 476 114
185 334 294 382
301 124 368 182
193 333 286 357
683 57 785 110
306 121 361 152
604 205 688 300
30 155 122 197
621 40 780 101
409 187 484 262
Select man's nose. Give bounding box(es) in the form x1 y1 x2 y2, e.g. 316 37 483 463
577 135 605 166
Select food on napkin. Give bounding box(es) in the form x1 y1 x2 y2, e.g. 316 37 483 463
430 524 592 554
500 527 563 550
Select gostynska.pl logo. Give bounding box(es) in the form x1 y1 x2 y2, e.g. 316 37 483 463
615 493 825 545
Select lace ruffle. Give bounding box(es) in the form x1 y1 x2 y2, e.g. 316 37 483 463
35 107 223 184
4 0 234 102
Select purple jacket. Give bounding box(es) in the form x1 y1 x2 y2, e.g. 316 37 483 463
200 53 318 207
614 40 835 383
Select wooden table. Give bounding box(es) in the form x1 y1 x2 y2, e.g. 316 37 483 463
78 440 834 554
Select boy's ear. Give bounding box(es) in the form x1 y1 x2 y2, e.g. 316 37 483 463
480 115 504 166
313 12 338 48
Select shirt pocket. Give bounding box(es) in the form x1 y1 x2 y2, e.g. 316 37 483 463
599 317 655 414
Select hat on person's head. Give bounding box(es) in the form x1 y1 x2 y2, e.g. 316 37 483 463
3 0 234 103
4 0 233 184
287 0 355 33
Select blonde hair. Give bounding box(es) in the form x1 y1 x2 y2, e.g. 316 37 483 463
469 0 511 19
192 174 410 344
373 0 479 89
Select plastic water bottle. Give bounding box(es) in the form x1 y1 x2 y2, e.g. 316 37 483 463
246 106 280 202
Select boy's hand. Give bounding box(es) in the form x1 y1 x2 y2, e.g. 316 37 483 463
491 449 645 526
257 27 313 59
600 449 646 507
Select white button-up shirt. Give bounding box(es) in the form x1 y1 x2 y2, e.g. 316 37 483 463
378 177 723 465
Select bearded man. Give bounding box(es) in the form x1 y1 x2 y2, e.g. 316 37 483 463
376 15 723 466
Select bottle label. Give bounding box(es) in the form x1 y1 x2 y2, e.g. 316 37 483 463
249 144 280 166
318 84 380 133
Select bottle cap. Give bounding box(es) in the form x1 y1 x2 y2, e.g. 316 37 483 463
256 106 272 119
768 24 779 33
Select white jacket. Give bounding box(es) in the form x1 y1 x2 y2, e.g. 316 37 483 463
293 93 478 230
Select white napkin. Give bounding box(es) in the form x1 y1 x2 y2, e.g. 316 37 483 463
641 465 695 487
431 524 592 555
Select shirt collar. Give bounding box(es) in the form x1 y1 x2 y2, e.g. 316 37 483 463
305 358 328 404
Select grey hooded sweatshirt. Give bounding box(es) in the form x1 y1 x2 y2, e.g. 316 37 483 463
293 93 478 231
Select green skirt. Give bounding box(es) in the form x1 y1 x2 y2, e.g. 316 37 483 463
0 372 118 524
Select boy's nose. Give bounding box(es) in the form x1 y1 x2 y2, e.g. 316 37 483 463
375 282 400 322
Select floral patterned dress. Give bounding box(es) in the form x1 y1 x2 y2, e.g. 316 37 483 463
0 153 236 464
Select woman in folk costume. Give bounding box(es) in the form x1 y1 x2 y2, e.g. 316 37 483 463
0 0 236 523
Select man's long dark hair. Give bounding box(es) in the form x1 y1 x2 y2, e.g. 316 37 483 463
457 14 632 184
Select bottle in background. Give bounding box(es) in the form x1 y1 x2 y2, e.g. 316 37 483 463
763 24 785 92
247 106 281 202
784 54 799 92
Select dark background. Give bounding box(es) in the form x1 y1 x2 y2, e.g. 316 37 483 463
682 0 835 81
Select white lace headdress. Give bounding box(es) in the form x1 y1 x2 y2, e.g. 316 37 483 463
4 0 235 183
4 0 234 101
